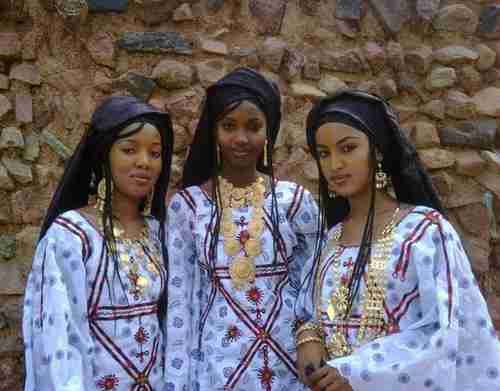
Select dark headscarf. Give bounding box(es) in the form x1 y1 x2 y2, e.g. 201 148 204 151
182 67 281 187
306 89 443 227
40 95 174 239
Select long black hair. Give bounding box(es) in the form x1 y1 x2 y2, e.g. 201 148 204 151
304 89 444 317
182 67 282 273
40 95 174 324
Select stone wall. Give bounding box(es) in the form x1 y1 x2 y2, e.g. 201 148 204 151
1 0 500 389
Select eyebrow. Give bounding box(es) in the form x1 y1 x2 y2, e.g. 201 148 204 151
115 139 161 145
336 136 361 145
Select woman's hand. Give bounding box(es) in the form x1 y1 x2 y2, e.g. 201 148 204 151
307 365 353 391
296 337 327 385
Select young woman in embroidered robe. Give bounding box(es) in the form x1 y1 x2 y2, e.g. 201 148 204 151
295 90 500 391
23 96 174 391
165 67 318 390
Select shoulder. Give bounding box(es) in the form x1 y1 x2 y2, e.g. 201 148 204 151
273 180 313 205
273 181 317 219
396 205 460 244
168 186 207 215
39 210 95 258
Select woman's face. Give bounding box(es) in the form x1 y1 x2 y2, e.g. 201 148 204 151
109 123 163 203
216 100 267 172
315 122 373 198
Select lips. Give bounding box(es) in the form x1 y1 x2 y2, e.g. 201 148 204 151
130 173 152 185
330 174 351 186
232 149 252 158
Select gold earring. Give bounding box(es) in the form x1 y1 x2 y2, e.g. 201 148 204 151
216 144 221 167
375 161 388 190
263 140 268 167
96 179 112 213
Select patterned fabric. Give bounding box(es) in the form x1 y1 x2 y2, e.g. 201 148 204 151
23 211 167 391
165 181 318 390
296 206 500 390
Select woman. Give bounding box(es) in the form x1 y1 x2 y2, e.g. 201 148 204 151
23 96 174 391
295 89 500 391
165 67 318 390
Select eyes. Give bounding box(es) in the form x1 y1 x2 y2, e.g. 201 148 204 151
121 147 162 159
220 119 264 133
318 143 357 159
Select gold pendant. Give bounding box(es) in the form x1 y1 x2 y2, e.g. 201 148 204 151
244 238 261 257
229 255 256 290
224 239 241 256
327 332 352 358
328 286 349 321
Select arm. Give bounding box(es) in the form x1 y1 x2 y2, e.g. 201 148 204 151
291 187 326 384
289 185 320 290
164 192 198 390
23 219 94 391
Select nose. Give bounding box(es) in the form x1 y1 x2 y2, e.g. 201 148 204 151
136 150 151 168
234 129 249 145
329 154 343 171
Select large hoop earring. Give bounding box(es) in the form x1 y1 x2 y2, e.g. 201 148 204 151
96 179 112 213
263 140 268 167
375 161 388 190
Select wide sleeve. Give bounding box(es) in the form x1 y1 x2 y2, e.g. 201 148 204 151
288 185 320 293
326 214 500 391
164 192 198 391
23 220 95 391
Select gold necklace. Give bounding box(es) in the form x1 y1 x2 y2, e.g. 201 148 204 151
219 176 266 290
97 212 161 300
316 207 400 358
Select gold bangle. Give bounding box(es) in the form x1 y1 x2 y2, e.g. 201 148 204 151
296 322 321 337
296 336 323 348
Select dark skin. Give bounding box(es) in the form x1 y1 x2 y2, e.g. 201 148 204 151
201 100 267 193
80 123 163 238
298 122 404 391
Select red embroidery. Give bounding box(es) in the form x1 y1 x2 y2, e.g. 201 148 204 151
134 326 149 344
225 325 243 342
246 287 263 305
258 345 275 390
97 374 119 390
343 258 354 268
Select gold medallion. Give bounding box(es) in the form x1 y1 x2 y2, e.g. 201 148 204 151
229 255 256 290
224 239 241 256
245 238 261 257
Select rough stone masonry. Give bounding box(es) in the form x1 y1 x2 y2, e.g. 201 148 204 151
0 1 500 389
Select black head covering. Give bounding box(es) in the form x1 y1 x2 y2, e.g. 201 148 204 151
182 67 281 187
306 89 443 227
40 95 174 239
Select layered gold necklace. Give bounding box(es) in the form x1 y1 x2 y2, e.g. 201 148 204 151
97 212 161 300
219 176 266 290
316 207 400 358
